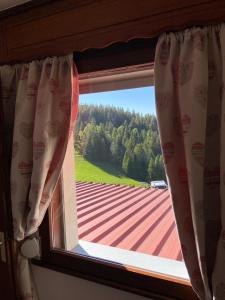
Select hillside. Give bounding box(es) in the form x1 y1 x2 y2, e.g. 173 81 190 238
75 155 147 187
74 104 166 183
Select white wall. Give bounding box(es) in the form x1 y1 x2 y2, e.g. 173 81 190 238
32 265 152 300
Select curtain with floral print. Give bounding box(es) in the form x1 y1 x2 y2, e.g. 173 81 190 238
155 25 225 300
0 55 79 299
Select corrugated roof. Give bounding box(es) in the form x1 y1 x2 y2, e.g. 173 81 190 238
76 182 182 261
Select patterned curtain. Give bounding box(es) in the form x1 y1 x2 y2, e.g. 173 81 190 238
0 55 79 299
155 25 225 300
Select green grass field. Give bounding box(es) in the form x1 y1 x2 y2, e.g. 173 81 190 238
75 155 147 187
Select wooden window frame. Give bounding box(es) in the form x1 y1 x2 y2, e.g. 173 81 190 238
34 38 198 300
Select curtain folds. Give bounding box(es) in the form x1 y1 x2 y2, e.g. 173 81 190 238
0 55 79 299
155 25 225 300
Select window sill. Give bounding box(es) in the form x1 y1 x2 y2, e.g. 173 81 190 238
73 240 189 284
33 240 197 300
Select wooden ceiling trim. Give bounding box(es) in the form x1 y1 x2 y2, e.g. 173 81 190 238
2 0 96 26
3 0 209 26
0 0 53 20
5 0 210 49
0 0 225 64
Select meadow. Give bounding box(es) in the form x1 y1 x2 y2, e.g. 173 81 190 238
75 155 147 187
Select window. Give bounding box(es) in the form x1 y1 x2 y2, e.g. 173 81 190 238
37 39 198 300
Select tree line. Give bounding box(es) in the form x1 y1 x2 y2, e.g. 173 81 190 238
74 104 166 183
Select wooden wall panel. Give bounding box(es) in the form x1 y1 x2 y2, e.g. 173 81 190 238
0 0 225 64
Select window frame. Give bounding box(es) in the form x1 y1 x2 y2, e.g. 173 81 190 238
35 38 198 300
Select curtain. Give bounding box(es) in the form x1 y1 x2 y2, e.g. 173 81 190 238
155 25 225 300
0 55 79 299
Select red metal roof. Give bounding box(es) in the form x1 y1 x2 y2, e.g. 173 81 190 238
76 182 183 261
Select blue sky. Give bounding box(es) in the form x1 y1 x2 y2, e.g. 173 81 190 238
79 86 156 115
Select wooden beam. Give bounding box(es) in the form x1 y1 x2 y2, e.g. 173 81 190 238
0 0 224 64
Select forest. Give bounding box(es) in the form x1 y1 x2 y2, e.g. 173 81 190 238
74 104 166 183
